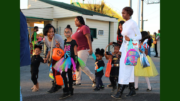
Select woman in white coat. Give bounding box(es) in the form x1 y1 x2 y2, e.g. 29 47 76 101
112 7 142 99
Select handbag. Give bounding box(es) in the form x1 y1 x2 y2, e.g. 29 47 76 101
55 75 64 86
105 59 112 77
140 52 150 68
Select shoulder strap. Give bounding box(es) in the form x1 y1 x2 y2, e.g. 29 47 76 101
49 36 54 62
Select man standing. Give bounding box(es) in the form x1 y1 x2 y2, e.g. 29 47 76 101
155 30 160 57
20 10 31 101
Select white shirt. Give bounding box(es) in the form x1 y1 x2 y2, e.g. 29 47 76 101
120 19 142 52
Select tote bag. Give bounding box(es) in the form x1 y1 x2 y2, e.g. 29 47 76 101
105 59 112 77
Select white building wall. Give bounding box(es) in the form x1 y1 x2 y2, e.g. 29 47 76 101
21 8 53 19
110 22 118 52
56 18 78 40
86 19 109 52
28 0 80 18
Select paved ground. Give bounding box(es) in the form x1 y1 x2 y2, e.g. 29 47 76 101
21 50 160 101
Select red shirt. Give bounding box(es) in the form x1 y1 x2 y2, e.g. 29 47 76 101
72 25 90 51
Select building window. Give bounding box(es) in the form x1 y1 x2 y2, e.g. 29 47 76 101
98 30 104 35
90 28 97 38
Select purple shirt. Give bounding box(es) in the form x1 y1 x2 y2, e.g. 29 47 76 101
72 25 90 51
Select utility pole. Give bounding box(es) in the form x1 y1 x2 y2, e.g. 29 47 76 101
129 0 132 18
129 0 132 7
141 0 144 31
137 0 141 29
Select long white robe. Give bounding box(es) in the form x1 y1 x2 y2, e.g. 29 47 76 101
118 19 142 84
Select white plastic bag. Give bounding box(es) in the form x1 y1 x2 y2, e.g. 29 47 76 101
140 52 150 68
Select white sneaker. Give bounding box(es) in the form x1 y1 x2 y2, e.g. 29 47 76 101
92 83 96 87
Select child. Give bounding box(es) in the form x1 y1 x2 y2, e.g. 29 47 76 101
57 25 78 99
92 48 105 91
134 31 158 91
104 42 121 92
30 45 45 92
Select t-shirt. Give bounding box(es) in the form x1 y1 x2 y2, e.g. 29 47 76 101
31 55 44 71
72 25 90 51
95 60 105 76
32 32 37 42
64 39 78 59
44 34 64 51
20 11 31 67
156 33 160 41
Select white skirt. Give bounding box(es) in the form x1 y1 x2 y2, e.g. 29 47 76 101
118 48 135 84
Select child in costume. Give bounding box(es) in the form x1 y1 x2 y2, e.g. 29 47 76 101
53 25 85 99
30 45 45 92
92 48 105 91
104 42 121 92
134 31 158 91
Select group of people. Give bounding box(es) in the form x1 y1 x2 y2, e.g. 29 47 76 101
21 6 159 100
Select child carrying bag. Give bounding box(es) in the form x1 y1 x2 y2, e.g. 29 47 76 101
124 39 140 66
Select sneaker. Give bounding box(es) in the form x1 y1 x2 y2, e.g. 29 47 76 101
107 84 113 87
92 83 96 87
73 83 81 86
94 87 100 91
92 80 96 87
100 85 104 89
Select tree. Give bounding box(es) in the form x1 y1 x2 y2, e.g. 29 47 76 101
82 1 114 17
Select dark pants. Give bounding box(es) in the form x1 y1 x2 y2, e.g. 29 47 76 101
52 60 61 79
155 43 158 56
62 69 73 90
31 71 38 85
109 76 118 86
96 76 103 88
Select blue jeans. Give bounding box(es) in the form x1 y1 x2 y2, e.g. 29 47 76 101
96 76 103 88
148 47 151 56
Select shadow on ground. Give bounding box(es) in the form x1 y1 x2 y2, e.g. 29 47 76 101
23 93 160 101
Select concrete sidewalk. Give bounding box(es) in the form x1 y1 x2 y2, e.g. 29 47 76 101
20 56 160 101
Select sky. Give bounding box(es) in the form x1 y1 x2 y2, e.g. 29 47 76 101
20 0 160 34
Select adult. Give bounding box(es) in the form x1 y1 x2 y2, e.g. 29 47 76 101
31 26 39 55
147 32 153 56
20 10 31 101
155 30 160 57
112 7 142 99
154 32 158 57
43 24 64 93
107 21 125 88
72 16 96 86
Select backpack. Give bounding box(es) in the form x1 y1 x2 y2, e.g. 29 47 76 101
124 39 140 66
124 49 139 66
